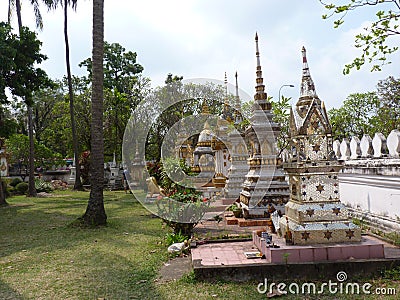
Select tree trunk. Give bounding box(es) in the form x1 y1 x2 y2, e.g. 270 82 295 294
80 0 106 225
15 1 36 197
64 0 83 191
27 105 37 197
15 0 22 30
0 178 8 206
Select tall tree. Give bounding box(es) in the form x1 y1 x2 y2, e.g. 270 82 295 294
321 0 400 73
79 0 107 225
48 0 83 190
63 0 83 190
14 0 38 197
0 22 16 206
79 41 144 161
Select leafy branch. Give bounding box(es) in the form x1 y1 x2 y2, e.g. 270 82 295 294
320 0 400 73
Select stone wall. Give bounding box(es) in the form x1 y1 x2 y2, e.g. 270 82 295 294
332 130 400 232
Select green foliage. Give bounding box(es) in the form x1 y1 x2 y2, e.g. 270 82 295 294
34 179 53 193
79 41 148 161
226 204 239 211
328 76 400 139
154 157 209 236
328 92 380 140
0 22 17 104
15 181 28 195
146 76 226 161
9 177 22 187
6 26 52 106
165 231 187 246
271 95 291 154
5 134 63 169
376 76 400 134
0 117 18 138
320 0 400 73
383 266 400 280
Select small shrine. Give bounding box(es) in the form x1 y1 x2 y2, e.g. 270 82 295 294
224 72 249 202
212 73 232 188
279 47 361 245
239 33 289 217
191 103 216 187
130 143 146 188
0 138 9 177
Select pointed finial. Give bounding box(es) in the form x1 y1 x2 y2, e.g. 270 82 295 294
301 46 310 77
235 71 239 103
234 71 243 125
255 32 261 68
296 46 320 116
224 72 228 98
299 46 317 100
254 33 268 104
222 72 232 122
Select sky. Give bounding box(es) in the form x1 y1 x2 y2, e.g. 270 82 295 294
2 0 399 109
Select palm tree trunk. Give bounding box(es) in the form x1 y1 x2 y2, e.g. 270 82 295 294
64 0 83 190
16 0 36 197
27 105 37 197
80 0 106 225
15 0 22 30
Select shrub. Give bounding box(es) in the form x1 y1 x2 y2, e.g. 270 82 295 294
165 231 187 246
35 179 53 193
15 182 28 195
156 158 209 237
6 186 14 197
10 177 23 187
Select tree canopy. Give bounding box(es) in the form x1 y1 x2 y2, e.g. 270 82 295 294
328 76 400 139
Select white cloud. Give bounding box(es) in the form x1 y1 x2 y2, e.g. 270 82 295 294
1 0 398 111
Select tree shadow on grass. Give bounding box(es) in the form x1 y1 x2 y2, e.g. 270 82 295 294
0 196 172 299
0 279 25 300
0 198 166 255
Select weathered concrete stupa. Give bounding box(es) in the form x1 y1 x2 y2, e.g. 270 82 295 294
224 72 249 202
239 33 289 217
279 47 361 245
212 73 232 188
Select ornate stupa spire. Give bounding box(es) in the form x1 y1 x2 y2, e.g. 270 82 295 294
224 72 228 96
222 72 233 122
254 32 267 105
235 72 240 110
297 47 320 115
239 33 289 218
234 71 243 125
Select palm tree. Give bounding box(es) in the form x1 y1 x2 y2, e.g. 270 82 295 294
15 0 37 197
79 0 107 225
48 0 83 190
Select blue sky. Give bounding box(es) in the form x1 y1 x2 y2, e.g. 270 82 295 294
2 0 399 109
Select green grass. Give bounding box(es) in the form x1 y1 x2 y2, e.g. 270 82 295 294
1 190 399 299
0 190 169 299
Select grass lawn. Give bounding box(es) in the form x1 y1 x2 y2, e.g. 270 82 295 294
1 190 399 299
